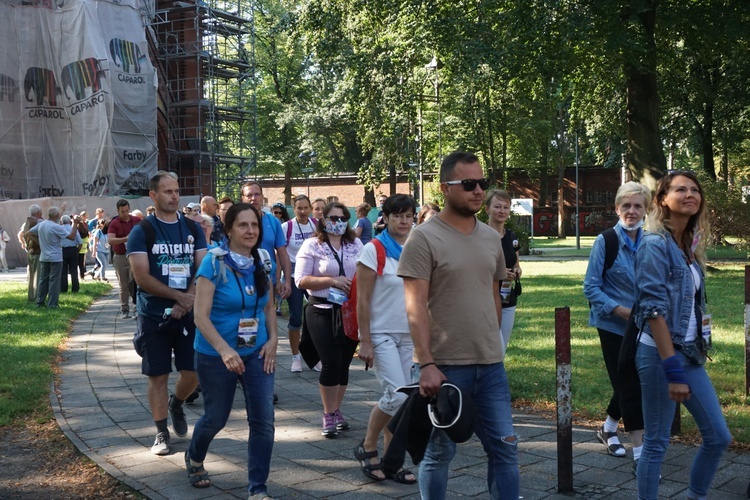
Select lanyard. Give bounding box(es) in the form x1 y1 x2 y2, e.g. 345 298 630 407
325 241 345 276
296 219 313 238
232 270 259 318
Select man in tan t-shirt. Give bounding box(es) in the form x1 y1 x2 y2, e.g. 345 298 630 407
398 151 519 500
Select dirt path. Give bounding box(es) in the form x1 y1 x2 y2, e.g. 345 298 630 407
0 417 142 499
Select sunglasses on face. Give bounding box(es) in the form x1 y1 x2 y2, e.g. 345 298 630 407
444 178 490 191
273 211 282 216
327 215 348 223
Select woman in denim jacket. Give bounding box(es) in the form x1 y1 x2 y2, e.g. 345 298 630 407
584 182 649 469
634 171 730 500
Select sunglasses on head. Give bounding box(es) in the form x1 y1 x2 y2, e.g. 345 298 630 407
444 178 490 191
327 215 348 223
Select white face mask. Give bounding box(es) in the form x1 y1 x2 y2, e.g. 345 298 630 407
618 218 644 232
325 219 348 236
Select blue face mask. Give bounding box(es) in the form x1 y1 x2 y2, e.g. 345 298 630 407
229 250 254 270
324 220 348 236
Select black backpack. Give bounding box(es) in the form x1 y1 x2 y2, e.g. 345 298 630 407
588 227 619 309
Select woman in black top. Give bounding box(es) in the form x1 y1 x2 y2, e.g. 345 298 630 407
485 189 522 350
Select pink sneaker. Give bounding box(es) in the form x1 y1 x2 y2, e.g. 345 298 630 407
322 412 338 438
333 409 350 431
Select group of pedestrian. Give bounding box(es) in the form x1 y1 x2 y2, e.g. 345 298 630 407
6 154 731 500
585 172 730 499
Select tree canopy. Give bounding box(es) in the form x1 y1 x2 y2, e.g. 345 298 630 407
228 0 750 215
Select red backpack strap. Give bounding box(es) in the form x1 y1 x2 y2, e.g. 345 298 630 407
372 239 386 276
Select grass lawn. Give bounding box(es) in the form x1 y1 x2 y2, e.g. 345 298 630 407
508 260 750 444
0 281 110 426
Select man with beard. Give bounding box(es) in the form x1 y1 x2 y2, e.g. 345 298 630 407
398 151 518 499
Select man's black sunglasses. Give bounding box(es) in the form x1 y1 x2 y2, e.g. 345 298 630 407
443 178 490 191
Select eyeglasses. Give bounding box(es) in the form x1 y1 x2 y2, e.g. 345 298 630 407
272 211 282 216
327 215 348 223
443 178 490 191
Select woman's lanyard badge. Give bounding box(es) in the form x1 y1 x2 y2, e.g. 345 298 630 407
233 272 259 349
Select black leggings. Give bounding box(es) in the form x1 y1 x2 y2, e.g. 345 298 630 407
305 305 358 387
598 328 644 432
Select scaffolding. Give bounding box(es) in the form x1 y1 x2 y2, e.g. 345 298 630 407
149 0 256 197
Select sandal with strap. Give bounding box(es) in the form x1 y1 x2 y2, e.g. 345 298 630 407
185 450 211 488
596 425 626 457
353 440 386 481
384 467 417 485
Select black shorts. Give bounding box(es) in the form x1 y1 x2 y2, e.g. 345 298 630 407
135 312 196 376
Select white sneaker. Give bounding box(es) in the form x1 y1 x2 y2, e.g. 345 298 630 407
151 431 170 455
290 355 303 373
313 361 322 372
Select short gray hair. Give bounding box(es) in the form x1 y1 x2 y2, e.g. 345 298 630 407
614 181 651 208
61 215 71 224
48 206 61 219
29 204 42 216
200 214 214 228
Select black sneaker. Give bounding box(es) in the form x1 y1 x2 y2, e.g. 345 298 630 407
169 395 188 437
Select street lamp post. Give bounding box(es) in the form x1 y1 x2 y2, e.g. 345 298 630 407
425 56 442 160
298 151 317 197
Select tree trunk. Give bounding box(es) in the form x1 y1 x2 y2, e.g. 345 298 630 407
539 141 549 206
623 0 666 190
697 101 716 180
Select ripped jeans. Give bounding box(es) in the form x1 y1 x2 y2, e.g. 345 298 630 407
419 362 519 500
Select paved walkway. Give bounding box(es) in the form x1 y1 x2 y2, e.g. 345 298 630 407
22 270 747 499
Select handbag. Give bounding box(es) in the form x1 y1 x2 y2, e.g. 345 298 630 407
514 279 522 297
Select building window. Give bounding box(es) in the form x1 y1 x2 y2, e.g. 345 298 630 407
326 196 339 203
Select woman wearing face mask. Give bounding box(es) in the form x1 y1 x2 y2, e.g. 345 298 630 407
583 182 650 471
188 203 277 498
295 202 363 438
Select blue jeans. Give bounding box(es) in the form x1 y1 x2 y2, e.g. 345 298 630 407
189 352 275 496
419 363 519 500
636 344 731 500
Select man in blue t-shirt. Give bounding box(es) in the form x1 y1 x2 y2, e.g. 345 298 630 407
240 181 292 301
127 171 207 456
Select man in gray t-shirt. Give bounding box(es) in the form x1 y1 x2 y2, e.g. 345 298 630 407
398 151 519 499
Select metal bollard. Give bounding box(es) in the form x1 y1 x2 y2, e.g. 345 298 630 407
555 307 573 493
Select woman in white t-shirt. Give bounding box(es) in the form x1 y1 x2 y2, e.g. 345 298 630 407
281 195 318 372
353 194 417 485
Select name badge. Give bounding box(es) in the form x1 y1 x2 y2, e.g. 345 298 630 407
238 318 258 348
168 264 189 289
328 288 348 305
702 313 712 349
